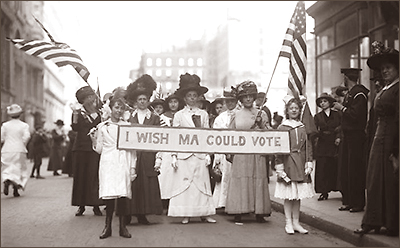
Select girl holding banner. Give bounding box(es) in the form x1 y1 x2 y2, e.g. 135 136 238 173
274 96 315 234
168 73 216 224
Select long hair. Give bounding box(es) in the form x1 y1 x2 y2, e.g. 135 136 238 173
284 98 303 120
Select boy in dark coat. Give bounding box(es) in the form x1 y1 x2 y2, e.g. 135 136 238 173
29 124 48 179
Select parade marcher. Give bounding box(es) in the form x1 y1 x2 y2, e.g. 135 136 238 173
209 97 225 128
332 68 369 213
125 74 163 225
157 93 184 212
313 93 341 201
255 92 272 127
275 96 315 234
211 88 238 209
149 98 165 116
271 112 284 129
225 81 272 225
1 104 30 197
62 130 76 177
354 42 399 236
29 123 48 179
91 88 136 239
47 119 66 176
71 86 104 216
168 73 216 224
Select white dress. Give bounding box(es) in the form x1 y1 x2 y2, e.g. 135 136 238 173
1 119 30 189
211 109 235 208
93 120 137 200
168 106 216 217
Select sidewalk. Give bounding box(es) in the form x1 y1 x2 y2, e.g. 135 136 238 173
269 172 399 247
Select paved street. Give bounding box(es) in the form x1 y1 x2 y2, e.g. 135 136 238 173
1 158 353 247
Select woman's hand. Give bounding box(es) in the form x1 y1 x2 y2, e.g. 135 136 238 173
334 138 341 146
154 158 162 173
171 155 178 170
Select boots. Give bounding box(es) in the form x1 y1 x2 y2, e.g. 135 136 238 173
13 186 20 197
283 199 294 234
99 214 112 239
3 180 10 196
119 216 131 238
292 200 308 234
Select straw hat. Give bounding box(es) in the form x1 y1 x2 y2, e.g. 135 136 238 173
6 104 23 117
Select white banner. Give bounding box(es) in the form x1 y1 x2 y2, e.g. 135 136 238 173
117 125 290 154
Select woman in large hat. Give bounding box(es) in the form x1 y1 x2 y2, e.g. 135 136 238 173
168 73 217 224
313 93 341 201
355 42 399 236
1 104 30 197
124 74 163 225
47 119 66 176
224 81 272 224
71 86 104 216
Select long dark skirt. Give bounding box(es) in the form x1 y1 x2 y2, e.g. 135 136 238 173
71 151 104 207
314 156 339 194
127 152 162 215
47 146 63 171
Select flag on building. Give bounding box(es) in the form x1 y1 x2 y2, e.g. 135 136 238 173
7 38 90 82
279 1 317 135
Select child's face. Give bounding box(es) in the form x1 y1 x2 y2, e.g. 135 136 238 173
154 104 164 115
168 99 179 112
215 103 224 115
288 102 300 120
111 101 125 120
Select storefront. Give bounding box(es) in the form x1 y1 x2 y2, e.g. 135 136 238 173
307 1 399 108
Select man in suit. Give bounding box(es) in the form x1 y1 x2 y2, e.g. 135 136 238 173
332 68 369 213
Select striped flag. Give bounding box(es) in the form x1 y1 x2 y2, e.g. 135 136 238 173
7 38 90 82
279 1 317 135
279 1 307 99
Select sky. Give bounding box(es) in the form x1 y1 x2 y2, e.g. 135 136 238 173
55 1 316 95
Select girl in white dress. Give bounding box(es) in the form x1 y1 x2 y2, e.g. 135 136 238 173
91 90 137 239
274 96 315 234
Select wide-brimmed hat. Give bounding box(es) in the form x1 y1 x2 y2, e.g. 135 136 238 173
150 98 165 108
236 80 258 99
175 73 208 97
316 93 336 108
164 93 184 112
6 104 23 117
54 119 64 126
367 41 399 71
335 86 349 97
75 86 96 104
125 74 157 104
222 87 237 100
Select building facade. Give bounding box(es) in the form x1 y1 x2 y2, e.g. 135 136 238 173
307 1 399 111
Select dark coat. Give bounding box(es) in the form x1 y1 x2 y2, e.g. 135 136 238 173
47 129 65 171
28 131 48 159
341 84 369 131
314 110 341 157
362 81 399 231
70 110 103 207
127 111 163 215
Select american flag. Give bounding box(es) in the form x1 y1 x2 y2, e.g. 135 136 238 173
7 38 90 82
280 1 317 135
279 1 307 99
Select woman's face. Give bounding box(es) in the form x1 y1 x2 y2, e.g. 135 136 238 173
83 94 97 109
111 101 125 121
381 62 399 83
215 103 224 115
168 98 179 112
240 95 255 108
153 104 164 115
225 99 237 111
318 99 330 110
136 94 149 110
184 91 199 107
287 102 301 120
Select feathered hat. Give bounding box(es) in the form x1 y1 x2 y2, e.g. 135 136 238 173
236 80 258 99
125 74 157 104
222 86 237 100
175 73 208 97
367 41 399 71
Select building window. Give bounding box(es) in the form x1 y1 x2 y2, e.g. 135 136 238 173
166 70 172 77
188 58 194 66
197 58 203 66
335 13 358 45
156 70 162 77
156 58 162 67
179 58 184 66
147 70 152 76
166 58 172 66
147 58 152 66
317 27 334 54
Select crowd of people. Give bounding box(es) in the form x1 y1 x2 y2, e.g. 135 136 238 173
1 41 398 238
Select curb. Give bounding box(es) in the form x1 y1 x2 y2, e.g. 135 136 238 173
270 201 392 247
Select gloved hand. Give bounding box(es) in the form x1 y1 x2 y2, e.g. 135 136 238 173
275 163 291 183
305 161 313 175
154 158 162 173
205 154 211 166
130 168 137 182
171 155 178 170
